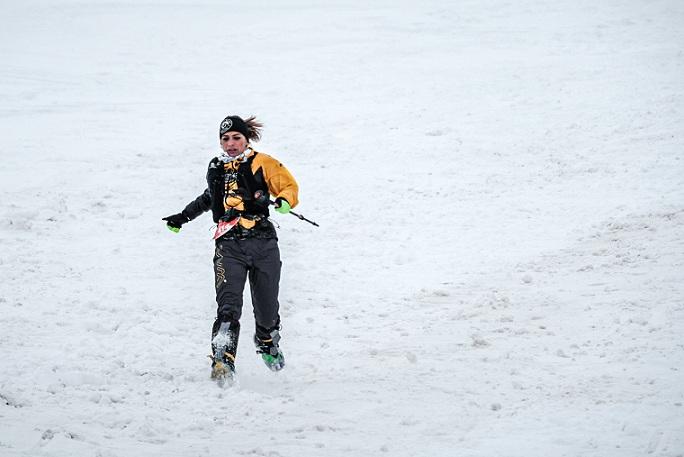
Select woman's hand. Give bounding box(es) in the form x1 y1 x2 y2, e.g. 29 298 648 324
162 213 189 233
206 158 224 186
274 198 291 214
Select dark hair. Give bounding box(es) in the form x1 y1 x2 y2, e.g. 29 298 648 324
244 116 263 142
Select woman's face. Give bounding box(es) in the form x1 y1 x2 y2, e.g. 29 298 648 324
220 132 248 157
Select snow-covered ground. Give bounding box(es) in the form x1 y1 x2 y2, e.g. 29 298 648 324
1 1 683 456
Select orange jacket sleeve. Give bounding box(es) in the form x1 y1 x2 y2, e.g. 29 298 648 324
251 152 299 208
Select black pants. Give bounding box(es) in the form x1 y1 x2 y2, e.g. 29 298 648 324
213 237 282 340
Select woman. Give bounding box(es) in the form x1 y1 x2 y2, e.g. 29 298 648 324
162 115 299 382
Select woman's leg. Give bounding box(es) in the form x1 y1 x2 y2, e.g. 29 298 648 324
247 238 282 339
247 238 285 371
211 240 249 374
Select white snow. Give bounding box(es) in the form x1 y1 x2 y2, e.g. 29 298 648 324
211 324 235 351
1 0 683 456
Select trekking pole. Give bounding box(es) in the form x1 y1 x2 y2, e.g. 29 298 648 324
254 191 320 227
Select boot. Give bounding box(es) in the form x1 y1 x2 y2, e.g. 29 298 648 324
254 329 285 372
210 319 240 384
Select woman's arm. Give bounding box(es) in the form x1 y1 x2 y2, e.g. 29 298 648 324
182 188 212 221
255 153 299 208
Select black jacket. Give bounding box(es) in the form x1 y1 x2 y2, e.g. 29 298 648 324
179 150 299 239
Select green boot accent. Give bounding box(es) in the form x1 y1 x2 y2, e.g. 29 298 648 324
260 352 285 371
255 330 285 372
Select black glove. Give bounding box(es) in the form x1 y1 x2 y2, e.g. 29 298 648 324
206 158 224 187
162 213 189 232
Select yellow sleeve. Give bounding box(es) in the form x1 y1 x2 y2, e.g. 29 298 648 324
252 152 299 208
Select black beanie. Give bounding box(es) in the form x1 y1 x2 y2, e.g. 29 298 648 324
219 116 250 139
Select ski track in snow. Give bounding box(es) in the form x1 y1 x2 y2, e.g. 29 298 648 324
1 1 683 456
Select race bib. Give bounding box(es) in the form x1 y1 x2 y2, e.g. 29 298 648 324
213 217 239 240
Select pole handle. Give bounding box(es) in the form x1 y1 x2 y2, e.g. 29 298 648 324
253 191 319 227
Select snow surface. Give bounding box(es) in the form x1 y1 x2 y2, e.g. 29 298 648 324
1 0 683 456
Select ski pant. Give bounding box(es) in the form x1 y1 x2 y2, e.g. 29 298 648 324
213 237 282 341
